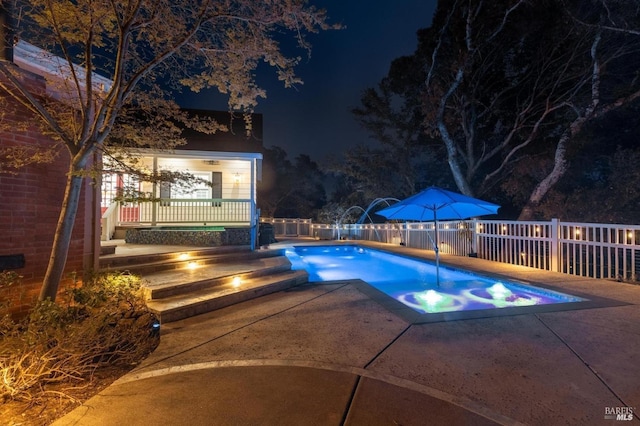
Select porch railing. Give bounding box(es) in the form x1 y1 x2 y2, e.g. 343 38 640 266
271 218 639 283
100 202 119 241
102 199 253 239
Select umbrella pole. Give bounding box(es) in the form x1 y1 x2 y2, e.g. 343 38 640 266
435 213 440 287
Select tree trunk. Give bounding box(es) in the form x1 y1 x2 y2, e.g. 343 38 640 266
39 155 89 301
517 131 569 220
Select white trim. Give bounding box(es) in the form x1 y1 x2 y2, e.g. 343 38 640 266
129 148 262 161
13 40 112 91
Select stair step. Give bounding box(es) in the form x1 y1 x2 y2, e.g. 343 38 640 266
143 256 293 300
100 245 117 256
100 247 283 275
146 269 308 323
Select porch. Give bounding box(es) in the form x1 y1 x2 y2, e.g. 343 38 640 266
100 148 262 247
101 198 257 247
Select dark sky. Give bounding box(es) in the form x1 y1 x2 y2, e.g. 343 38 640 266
182 1 437 162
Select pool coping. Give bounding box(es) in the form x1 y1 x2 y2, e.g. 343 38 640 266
289 242 630 324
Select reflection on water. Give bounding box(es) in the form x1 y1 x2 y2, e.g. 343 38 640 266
285 245 585 314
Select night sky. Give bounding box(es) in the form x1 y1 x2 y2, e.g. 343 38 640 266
181 1 436 162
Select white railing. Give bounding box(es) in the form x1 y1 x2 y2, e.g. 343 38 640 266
100 202 119 241
268 218 639 283
559 221 639 281
261 218 313 236
117 199 252 225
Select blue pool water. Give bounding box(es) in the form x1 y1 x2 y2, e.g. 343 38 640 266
285 245 585 315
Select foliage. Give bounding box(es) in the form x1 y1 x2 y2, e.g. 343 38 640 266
0 0 338 300
0 271 158 404
258 146 326 219
353 0 640 221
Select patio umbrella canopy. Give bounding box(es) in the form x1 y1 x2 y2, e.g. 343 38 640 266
377 186 500 286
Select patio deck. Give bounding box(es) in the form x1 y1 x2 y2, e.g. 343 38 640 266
56 239 640 425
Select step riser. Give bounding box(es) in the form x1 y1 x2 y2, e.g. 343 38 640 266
100 248 283 273
145 262 292 300
150 274 307 323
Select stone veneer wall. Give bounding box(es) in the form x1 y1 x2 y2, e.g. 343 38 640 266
125 227 251 246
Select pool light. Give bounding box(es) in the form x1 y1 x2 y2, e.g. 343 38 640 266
417 289 443 306
487 282 512 299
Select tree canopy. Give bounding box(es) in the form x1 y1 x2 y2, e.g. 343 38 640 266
0 0 337 300
351 0 640 221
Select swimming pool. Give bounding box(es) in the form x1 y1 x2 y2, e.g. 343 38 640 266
285 245 587 317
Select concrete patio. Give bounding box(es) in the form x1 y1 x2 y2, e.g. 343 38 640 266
54 240 640 425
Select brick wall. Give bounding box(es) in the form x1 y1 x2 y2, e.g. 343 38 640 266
0 67 99 315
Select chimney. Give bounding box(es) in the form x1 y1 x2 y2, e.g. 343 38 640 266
1 2 14 62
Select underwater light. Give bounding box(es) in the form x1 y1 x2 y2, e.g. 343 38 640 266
487 282 512 299
416 289 443 305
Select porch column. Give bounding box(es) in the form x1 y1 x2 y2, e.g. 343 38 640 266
151 155 158 226
250 158 257 250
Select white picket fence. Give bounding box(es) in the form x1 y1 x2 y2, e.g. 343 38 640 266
265 218 639 282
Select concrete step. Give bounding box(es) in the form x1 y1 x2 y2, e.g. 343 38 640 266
146 269 308 323
143 256 293 300
100 245 117 256
100 246 282 275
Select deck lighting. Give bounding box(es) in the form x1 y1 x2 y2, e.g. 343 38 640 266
177 253 190 261
187 261 198 270
232 276 242 287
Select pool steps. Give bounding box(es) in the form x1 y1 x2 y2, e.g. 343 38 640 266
100 247 308 323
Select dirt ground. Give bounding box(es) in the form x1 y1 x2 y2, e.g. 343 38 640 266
1 366 131 426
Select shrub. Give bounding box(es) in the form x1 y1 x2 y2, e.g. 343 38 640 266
0 272 159 403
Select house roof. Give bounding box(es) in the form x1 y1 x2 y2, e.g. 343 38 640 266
180 109 263 154
12 41 264 155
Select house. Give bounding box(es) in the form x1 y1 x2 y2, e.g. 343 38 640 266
0 38 263 311
101 110 264 248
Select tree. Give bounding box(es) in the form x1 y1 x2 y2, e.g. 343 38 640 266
0 0 336 301
337 43 451 207
258 146 326 218
421 0 640 218
517 0 640 219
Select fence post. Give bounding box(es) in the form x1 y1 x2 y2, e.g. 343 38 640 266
550 218 560 272
472 218 478 255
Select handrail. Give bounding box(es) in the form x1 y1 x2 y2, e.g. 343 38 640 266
100 202 119 241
